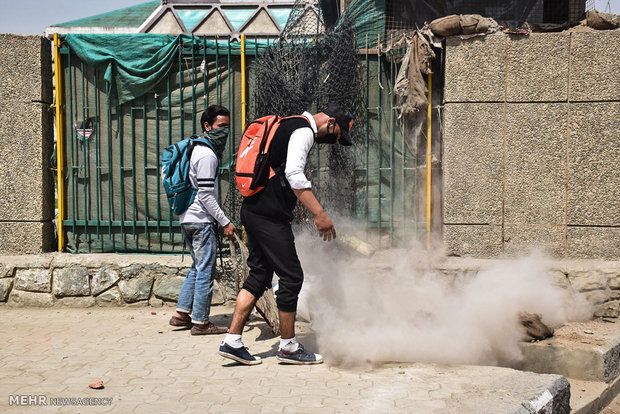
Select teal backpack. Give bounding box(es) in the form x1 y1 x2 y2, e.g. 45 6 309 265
161 136 217 215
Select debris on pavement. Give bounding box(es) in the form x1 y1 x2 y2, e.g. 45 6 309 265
88 379 104 389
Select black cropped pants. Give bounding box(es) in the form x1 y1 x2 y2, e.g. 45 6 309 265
240 206 304 313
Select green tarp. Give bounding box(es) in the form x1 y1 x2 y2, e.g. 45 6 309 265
63 34 271 106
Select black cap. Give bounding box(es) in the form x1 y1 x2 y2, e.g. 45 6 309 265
321 103 354 146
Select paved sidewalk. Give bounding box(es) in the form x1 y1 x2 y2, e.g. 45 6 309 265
0 304 569 413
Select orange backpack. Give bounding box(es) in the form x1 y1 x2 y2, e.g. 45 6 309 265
235 115 306 197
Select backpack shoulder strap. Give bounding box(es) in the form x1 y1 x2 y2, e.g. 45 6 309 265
188 136 217 159
187 136 219 178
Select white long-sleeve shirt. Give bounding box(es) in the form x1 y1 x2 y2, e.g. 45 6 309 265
284 111 317 190
179 144 230 226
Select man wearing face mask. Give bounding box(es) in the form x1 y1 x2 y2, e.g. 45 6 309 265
169 105 236 335
219 103 354 365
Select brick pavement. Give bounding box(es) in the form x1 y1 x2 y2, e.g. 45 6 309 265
0 304 569 413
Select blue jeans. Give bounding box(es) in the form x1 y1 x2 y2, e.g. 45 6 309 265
176 222 217 324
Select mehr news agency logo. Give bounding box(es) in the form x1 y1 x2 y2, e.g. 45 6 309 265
9 395 113 406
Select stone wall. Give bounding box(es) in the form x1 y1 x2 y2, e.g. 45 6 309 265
0 34 55 254
0 254 237 308
443 30 620 260
0 254 617 318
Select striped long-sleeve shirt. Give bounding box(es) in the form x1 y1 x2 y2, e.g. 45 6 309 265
179 145 230 226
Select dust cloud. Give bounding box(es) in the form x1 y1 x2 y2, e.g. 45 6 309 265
294 225 592 367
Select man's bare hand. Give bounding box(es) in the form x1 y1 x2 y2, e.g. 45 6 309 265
315 211 336 242
222 222 237 241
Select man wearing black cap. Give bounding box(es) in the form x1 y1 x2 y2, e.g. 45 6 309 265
219 103 354 365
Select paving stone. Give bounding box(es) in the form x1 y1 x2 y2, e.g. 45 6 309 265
91 267 120 296
14 268 51 292
53 266 90 297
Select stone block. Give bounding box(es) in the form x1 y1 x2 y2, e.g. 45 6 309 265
118 276 154 303
0 278 14 301
570 31 620 101
120 264 143 279
518 319 620 382
444 33 506 102
0 222 55 255
568 103 620 226
96 287 123 306
0 35 52 103
547 270 571 289
212 279 226 305
505 33 570 102
153 276 184 301
56 296 96 307
595 300 619 318
567 227 620 260
127 301 149 308
0 101 55 222
0 254 53 268
443 104 504 225
504 103 568 226
503 225 566 258
14 268 51 292
0 40 54 226
0 264 15 278
443 225 503 258
91 266 120 295
584 289 609 306
149 298 164 307
8 290 53 307
569 270 612 291
50 253 186 268
52 266 90 297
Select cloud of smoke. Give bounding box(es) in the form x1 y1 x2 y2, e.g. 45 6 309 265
294 224 592 367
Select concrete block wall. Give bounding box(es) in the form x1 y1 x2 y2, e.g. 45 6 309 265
443 31 620 260
0 35 55 254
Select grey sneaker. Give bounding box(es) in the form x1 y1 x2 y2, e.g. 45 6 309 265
218 342 262 365
276 343 323 365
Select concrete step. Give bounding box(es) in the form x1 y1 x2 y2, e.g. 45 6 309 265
516 319 619 383
569 376 620 414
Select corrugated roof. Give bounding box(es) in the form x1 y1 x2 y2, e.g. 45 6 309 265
54 1 160 28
